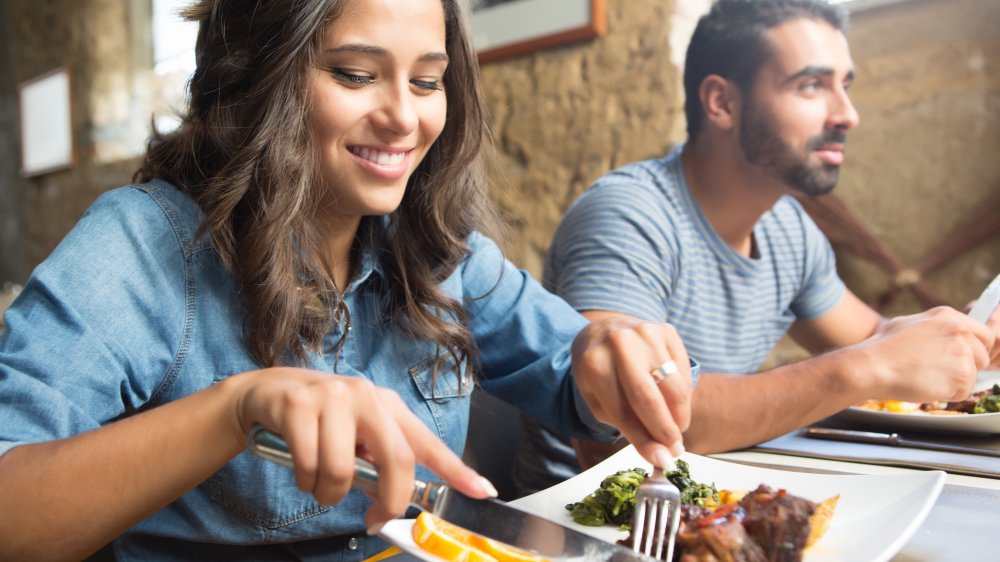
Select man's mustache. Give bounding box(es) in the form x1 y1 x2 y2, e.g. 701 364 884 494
807 131 847 149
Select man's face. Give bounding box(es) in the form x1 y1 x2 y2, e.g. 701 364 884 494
737 18 860 196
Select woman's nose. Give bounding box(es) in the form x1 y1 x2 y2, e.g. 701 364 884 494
372 85 419 136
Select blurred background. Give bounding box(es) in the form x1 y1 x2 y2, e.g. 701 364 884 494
1 0 998 334
0 0 998 500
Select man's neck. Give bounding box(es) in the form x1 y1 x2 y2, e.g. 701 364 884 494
681 138 785 257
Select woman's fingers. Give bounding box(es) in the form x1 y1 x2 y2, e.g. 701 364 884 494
573 318 693 467
609 326 685 457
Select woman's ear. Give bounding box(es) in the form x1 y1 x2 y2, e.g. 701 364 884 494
699 75 739 132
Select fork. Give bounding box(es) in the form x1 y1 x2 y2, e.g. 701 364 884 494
631 465 681 561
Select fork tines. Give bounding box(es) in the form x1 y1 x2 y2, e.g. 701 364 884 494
631 471 681 561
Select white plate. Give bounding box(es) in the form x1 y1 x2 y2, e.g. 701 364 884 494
381 446 944 561
379 519 448 561
835 371 1000 435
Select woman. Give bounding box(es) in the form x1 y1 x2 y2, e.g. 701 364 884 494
0 0 694 559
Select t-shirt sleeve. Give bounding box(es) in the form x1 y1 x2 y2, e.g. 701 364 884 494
788 201 846 321
543 177 679 322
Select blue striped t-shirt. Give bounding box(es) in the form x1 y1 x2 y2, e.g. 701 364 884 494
543 145 845 374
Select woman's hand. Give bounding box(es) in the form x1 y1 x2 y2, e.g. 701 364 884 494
228 368 495 532
571 314 694 469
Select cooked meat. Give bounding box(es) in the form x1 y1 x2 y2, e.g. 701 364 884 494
677 504 768 562
621 486 818 562
738 485 816 562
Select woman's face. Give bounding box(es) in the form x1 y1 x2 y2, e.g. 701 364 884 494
308 0 448 221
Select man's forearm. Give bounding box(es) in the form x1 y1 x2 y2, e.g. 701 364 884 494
682 350 868 454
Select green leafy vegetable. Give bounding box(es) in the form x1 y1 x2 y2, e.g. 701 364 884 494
665 459 719 509
565 460 721 529
565 467 647 529
974 384 1000 414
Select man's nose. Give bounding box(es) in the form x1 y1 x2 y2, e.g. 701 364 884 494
830 86 860 131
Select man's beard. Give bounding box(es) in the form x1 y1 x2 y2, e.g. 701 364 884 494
738 102 845 197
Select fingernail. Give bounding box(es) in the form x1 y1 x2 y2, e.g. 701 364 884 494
366 522 385 536
478 476 499 498
669 440 686 458
653 450 673 470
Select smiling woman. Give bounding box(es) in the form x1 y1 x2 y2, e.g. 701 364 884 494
0 0 696 559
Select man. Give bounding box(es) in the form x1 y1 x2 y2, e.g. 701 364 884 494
512 0 999 496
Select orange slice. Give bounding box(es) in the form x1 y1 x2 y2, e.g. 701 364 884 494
468 535 550 562
412 511 498 562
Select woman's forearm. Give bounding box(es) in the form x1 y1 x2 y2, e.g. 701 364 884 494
0 375 248 561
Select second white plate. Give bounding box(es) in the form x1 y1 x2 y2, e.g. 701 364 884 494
835 370 1000 435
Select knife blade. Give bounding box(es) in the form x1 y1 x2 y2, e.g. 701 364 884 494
804 427 1000 458
248 425 654 561
969 272 1000 324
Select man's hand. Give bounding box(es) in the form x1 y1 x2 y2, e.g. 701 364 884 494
570 316 693 468
855 306 994 402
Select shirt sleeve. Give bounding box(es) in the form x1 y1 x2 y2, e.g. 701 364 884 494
0 187 187 457
542 177 680 323
458 233 619 440
787 198 847 321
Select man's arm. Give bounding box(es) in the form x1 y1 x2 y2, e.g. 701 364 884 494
787 289 883 353
576 298 992 457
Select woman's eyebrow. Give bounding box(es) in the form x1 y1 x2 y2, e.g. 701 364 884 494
324 44 448 63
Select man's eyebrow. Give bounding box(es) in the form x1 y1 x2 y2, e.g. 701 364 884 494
784 65 855 83
324 44 449 63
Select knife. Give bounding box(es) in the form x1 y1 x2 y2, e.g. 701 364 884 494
804 427 1000 458
248 425 654 561
968 272 1000 324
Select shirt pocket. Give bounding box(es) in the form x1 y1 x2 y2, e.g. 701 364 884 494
205 454 348 538
407 356 471 449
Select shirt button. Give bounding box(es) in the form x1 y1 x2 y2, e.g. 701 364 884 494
347 537 359 550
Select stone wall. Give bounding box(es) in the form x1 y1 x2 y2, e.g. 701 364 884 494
1 0 146 284
1 0 997 315
482 0 1000 313
480 0 698 274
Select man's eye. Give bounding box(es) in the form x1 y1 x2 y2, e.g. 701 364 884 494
800 80 821 92
331 69 375 85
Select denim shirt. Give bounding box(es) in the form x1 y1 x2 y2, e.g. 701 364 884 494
0 181 606 561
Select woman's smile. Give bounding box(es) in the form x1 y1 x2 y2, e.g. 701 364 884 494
348 145 413 179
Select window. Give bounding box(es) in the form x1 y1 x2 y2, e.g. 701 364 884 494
150 0 198 133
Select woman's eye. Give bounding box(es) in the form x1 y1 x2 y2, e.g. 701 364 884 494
331 68 375 85
412 79 442 92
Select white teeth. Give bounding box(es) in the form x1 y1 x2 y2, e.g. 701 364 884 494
353 147 405 166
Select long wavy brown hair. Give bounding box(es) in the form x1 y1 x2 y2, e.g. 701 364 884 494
136 0 501 373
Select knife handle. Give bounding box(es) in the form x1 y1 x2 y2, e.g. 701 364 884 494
805 427 901 445
247 424 444 510
969 272 1000 324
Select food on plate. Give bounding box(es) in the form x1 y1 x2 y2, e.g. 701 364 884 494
565 460 838 561
857 384 1000 416
411 511 550 562
564 467 649 528
565 461 722 530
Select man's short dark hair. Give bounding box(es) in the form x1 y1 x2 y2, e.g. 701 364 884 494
683 0 849 142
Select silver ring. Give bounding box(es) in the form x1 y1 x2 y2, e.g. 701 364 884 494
650 359 679 384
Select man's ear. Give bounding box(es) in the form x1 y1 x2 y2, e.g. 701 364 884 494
699 75 740 131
